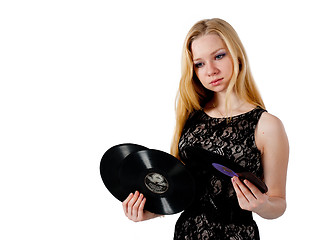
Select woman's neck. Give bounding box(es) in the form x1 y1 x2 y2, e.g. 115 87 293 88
211 92 243 111
205 92 254 118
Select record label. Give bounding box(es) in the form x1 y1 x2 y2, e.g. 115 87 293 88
144 172 169 194
212 163 239 178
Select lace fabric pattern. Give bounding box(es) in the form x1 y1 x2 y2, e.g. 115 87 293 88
174 107 266 240
175 213 260 240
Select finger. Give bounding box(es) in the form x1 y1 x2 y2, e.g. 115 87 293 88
122 193 133 215
233 177 256 202
243 179 262 198
232 177 249 204
132 193 144 219
128 191 140 216
137 195 146 220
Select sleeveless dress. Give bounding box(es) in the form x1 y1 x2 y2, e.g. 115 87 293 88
174 107 267 240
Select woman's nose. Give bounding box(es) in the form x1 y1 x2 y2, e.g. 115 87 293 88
206 61 219 76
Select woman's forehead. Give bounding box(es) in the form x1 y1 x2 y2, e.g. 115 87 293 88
191 34 227 59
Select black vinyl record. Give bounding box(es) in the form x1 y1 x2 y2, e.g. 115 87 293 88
183 146 268 193
119 149 195 215
100 143 148 202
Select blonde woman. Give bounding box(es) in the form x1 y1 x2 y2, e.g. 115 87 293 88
122 18 289 239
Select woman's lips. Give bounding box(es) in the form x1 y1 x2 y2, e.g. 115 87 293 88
210 78 223 86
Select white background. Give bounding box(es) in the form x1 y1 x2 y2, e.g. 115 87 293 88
1 0 311 239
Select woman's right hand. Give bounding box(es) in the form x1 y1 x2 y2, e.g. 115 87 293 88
122 191 161 222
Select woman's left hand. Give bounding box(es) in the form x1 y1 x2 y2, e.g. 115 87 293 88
232 176 269 214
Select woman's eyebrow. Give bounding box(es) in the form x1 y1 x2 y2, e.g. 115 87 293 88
210 48 226 56
193 48 226 61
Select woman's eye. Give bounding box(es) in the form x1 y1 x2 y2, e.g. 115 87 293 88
194 62 204 68
215 53 226 60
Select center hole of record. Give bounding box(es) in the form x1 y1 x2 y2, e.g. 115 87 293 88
144 172 169 194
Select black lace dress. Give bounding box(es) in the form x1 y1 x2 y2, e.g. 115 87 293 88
174 107 267 240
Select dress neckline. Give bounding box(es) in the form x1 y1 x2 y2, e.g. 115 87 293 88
201 106 261 120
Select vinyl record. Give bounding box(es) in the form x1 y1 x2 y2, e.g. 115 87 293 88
183 146 268 193
100 143 148 202
120 149 196 215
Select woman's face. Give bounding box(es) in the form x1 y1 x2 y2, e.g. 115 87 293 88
191 33 234 94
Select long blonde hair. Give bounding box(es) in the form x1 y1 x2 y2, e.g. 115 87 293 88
170 18 265 159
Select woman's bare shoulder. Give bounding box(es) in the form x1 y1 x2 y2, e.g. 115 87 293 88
256 111 288 154
258 111 285 133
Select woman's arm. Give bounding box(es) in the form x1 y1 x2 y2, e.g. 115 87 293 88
232 112 289 219
122 191 162 222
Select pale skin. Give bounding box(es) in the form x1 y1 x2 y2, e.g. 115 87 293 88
122 191 162 222
123 33 289 221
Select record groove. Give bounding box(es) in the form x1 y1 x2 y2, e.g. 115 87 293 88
100 143 148 202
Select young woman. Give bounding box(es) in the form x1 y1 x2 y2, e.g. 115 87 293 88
122 18 289 239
